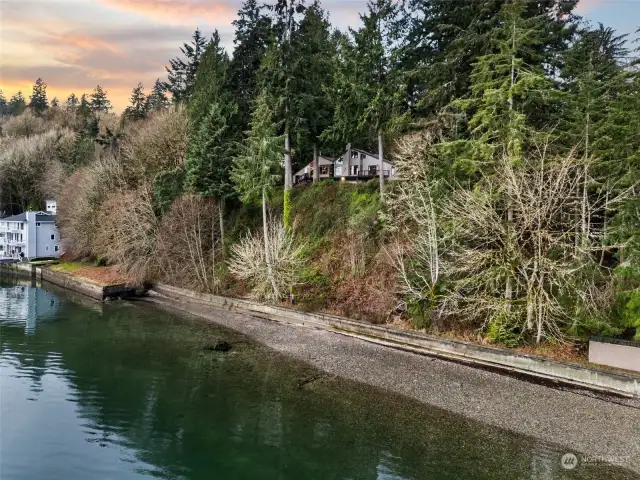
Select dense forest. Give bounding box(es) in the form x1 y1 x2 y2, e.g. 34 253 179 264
1 0 639 347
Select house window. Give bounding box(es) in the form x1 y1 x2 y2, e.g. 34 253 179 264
51 234 55 240
54 245 59 252
36 222 41 227
351 165 359 175
360 153 366 160
319 165 329 175
351 151 358 159
45 246 49 252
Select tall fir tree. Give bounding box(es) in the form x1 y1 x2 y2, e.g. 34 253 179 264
125 83 149 121
262 0 307 199
89 85 112 113
290 1 335 182
8 92 27 116
229 0 273 132
146 79 170 111
324 0 407 198
186 32 237 248
29 78 49 115
400 0 577 117
164 28 209 103
232 89 284 296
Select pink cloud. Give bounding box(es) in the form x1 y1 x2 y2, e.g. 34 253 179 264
575 0 602 14
98 0 237 23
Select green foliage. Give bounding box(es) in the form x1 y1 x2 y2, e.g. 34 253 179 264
29 78 48 115
8 92 27 116
89 85 111 113
232 89 283 204
486 310 523 348
229 0 272 132
124 83 148 122
283 188 292 230
323 0 408 152
153 167 186 215
147 79 170 112
164 28 209 103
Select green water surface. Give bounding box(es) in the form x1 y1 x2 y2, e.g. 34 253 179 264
0 281 635 479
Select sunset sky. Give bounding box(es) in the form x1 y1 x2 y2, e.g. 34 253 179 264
1 0 638 112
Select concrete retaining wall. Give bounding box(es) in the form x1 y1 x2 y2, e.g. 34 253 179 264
590 339 640 373
152 283 640 398
41 268 105 301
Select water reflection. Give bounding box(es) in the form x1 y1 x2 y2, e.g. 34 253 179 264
0 282 61 333
0 284 636 480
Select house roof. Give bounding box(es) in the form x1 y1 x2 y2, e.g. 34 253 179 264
2 213 26 222
348 148 395 164
1 212 56 222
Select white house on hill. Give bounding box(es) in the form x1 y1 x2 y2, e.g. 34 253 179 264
0 201 61 260
293 144 396 185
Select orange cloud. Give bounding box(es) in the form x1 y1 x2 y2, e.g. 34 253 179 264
99 0 237 24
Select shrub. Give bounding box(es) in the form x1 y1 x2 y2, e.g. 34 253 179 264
119 106 189 187
228 217 304 301
156 195 222 292
93 187 159 284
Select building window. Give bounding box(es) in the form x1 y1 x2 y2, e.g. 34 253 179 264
51 234 55 240
319 165 329 175
45 246 49 252
36 222 41 227
54 245 59 252
351 150 358 159
351 165 359 175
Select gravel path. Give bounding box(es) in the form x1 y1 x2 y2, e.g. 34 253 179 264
146 296 640 475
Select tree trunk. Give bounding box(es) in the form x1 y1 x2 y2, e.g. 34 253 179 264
284 133 292 191
218 197 225 255
262 187 279 299
313 143 319 183
378 131 384 200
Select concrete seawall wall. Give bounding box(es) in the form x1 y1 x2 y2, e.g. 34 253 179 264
151 283 640 399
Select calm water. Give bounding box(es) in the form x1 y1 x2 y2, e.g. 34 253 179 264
0 280 636 480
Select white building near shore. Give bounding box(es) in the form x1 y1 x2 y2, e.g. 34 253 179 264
0 201 61 260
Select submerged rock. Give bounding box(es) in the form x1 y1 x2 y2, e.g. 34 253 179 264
204 341 232 352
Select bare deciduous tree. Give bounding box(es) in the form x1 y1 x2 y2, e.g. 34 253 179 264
228 216 304 302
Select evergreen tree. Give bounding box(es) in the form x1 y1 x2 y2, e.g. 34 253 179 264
188 31 231 127
77 94 92 119
291 1 335 182
230 0 273 132
125 82 149 121
66 93 79 111
445 0 559 177
8 92 27 116
400 0 577 116
186 32 237 248
51 97 60 108
164 28 209 103
146 79 170 111
259 0 306 223
232 89 283 296
0 90 7 116
89 85 112 113
29 77 49 115
324 0 407 198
